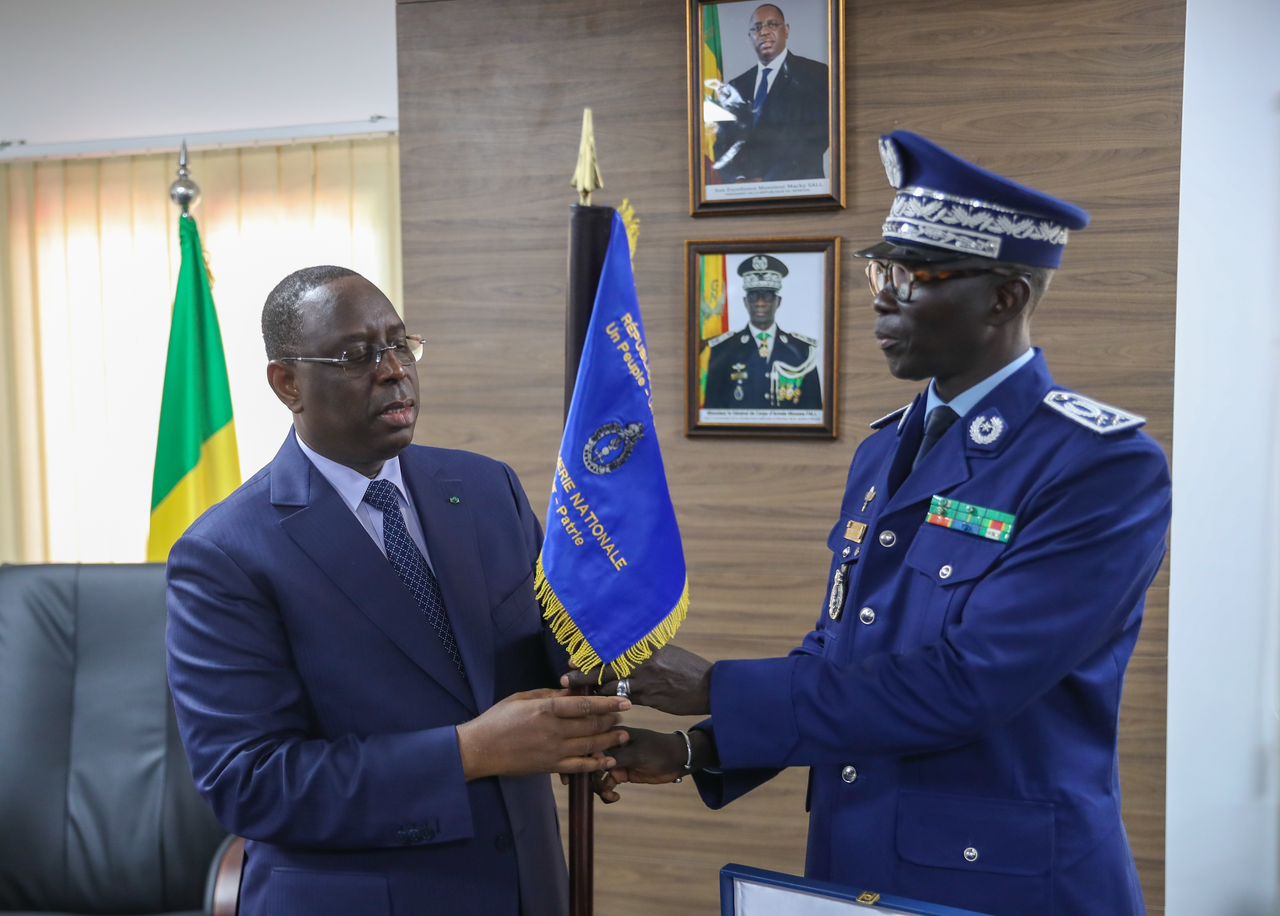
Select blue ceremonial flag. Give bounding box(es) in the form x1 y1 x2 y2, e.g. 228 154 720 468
535 212 688 678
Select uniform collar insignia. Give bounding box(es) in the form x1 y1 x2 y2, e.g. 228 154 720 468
967 409 1007 450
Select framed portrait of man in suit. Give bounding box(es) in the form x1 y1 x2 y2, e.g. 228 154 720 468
686 238 839 437
688 0 845 215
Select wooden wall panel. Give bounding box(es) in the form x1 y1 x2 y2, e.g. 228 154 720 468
396 0 1182 911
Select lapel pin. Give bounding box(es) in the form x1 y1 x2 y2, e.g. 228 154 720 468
448 496 461 504
860 485 877 513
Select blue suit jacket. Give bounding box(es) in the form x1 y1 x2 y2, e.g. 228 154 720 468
695 352 1170 915
167 433 568 916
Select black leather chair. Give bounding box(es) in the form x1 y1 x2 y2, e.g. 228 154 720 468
0 564 242 915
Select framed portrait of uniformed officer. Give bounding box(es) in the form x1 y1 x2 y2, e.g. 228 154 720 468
686 238 839 437
688 0 845 216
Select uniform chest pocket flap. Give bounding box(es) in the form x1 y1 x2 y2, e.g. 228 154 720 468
896 790 1054 876
826 517 867 560
904 523 1006 586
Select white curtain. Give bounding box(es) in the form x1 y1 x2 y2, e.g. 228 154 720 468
0 137 401 563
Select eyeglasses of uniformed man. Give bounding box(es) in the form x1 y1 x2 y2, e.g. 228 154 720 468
279 335 425 378
864 261 1021 303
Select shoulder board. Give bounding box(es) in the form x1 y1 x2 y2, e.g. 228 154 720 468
1041 390 1146 434
869 403 911 430
707 330 736 347
788 331 818 347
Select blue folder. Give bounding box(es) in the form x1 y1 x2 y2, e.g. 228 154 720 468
721 864 989 915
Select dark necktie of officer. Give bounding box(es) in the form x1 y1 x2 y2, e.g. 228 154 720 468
752 67 772 125
914 405 960 470
363 478 465 674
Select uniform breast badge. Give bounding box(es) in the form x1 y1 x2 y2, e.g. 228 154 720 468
827 564 848 620
844 520 867 543
927 495 1016 543
730 362 747 402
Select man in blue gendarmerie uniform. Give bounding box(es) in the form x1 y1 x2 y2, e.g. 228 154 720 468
704 254 822 410
572 131 1172 915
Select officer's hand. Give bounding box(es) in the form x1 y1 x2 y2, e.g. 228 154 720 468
607 728 687 785
560 742 627 805
561 645 713 716
457 689 630 781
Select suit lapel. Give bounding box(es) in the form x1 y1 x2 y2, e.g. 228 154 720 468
272 434 476 713
401 452 496 713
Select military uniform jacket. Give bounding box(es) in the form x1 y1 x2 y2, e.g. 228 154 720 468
704 325 822 410
694 352 1170 916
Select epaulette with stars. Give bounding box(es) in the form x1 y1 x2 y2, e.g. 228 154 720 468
1041 390 1146 434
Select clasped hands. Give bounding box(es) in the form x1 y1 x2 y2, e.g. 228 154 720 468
559 644 715 803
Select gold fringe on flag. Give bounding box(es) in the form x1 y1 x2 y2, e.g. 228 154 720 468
534 553 689 680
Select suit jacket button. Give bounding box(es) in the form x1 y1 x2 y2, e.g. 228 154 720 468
963 846 979 862
840 765 858 784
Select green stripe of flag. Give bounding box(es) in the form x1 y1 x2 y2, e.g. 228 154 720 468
150 215 235 511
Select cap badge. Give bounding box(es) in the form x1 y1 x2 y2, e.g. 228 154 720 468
879 137 903 188
752 255 769 270
968 414 1005 447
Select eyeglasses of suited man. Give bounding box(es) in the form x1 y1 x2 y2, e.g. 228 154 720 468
279 335 425 378
864 261 1022 303
748 19 784 34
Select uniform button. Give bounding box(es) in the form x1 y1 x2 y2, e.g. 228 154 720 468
963 846 979 862
939 564 954 579
842 545 852 558
858 607 876 625
878 530 897 548
841 765 858 784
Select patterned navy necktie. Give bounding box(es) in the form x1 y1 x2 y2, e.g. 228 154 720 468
363 478 465 674
752 67 772 125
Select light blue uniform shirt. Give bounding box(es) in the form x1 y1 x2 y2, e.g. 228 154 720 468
924 348 1036 423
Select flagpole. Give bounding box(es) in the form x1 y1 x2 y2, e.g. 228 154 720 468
565 108 611 916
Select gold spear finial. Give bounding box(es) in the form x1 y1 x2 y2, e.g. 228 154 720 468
570 108 604 206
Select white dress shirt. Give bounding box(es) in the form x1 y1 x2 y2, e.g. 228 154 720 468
296 435 435 572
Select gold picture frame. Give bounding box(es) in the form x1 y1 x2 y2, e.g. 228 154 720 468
687 237 840 437
688 0 846 216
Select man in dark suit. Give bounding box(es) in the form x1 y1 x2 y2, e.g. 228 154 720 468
704 254 822 410
712 3 830 183
166 266 630 916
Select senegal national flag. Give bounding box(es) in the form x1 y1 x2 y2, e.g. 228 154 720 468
698 253 728 406
701 4 724 167
146 215 240 561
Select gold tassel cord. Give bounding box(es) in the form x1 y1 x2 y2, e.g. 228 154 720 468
535 554 690 680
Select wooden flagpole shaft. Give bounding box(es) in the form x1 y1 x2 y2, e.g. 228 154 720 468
565 203 614 916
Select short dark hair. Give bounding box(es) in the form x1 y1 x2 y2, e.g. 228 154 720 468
754 3 786 21
261 265 361 359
